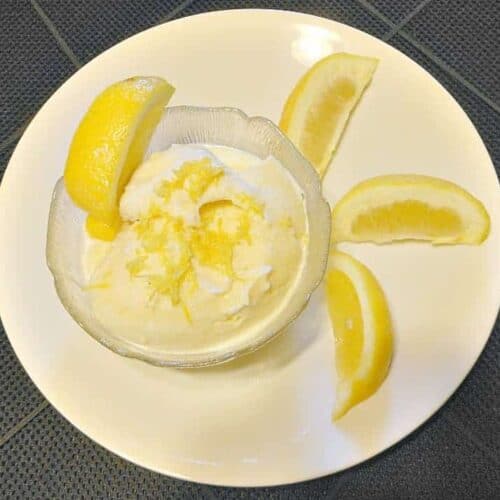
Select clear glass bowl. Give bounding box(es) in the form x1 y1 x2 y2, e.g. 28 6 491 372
46 106 331 367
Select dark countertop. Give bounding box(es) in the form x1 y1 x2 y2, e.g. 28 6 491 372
1 1 499 498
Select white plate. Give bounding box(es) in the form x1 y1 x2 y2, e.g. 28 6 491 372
0 9 499 487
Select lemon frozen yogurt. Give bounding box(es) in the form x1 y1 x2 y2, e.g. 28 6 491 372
83 144 308 351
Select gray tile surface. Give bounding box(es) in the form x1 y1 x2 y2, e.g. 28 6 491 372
0 142 17 181
337 410 500 499
179 0 389 37
0 405 215 499
37 0 189 65
364 0 424 23
0 405 344 498
389 35 499 178
39 0 389 65
441 320 500 454
0 325 45 438
405 0 500 105
0 1 74 143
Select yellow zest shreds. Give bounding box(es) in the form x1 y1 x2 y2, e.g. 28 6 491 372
182 266 199 295
191 228 235 276
278 217 294 229
126 254 148 277
156 157 223 203
234 192 265 216
84 281 110 290
132 214 193 307
192 200 256 275
84 270 112 291
126 161 265 316
199 200 254 244
181 302 192 324
134 214 186 253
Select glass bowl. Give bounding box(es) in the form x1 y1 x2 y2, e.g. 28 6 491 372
46 106 331 367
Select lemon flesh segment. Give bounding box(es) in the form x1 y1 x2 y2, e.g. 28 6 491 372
326 251 393 420
332 175 490 245
64 76 175 240
280 53 378 177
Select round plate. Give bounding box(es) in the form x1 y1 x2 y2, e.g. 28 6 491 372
0 9 499 487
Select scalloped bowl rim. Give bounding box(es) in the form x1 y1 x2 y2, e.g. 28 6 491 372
46 106 331 367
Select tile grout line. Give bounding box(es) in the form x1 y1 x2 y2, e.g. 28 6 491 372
382 0 434 41
356 0 500 115
0 400 50 447
1 0 192 152
397 30 500 114
441 412 500 467
156 0 196 25
356 0 397 29
30 0 82 69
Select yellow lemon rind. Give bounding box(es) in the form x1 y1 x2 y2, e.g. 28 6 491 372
280 53 378 177
332 174 490 245
327 251 393 420
64 77 175 239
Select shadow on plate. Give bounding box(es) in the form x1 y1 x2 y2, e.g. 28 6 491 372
184 287 326 378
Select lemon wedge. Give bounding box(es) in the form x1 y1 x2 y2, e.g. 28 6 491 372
64 76 175 240
332 175 490 245
326 251 393 420
280 53 378 177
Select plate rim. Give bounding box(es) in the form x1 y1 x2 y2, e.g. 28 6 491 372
0 8 499 488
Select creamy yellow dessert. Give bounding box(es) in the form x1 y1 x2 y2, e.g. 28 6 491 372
47 79 330 366
83 144 308 351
